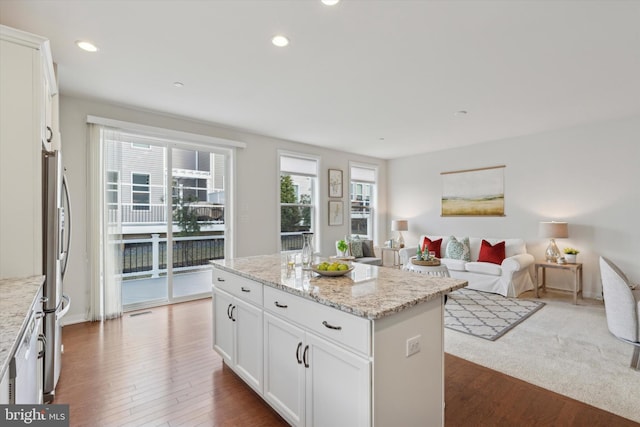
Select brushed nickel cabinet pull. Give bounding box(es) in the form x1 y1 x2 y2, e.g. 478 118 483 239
241 287 251 292
274 301 288 309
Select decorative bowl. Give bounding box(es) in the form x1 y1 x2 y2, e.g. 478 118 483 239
311 263 354 277
411 258 441 266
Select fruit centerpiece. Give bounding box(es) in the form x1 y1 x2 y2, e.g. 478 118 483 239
312 260 354 276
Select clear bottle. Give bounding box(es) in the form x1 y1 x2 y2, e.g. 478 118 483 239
301 232 314 270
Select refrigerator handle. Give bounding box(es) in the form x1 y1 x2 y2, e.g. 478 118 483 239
56 294 71 321
61 174 72 278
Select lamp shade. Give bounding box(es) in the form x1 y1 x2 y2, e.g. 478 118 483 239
391 220 408 231
539 221 568 238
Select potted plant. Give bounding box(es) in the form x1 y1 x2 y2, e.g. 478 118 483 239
563 247 580 263
337 239 349 257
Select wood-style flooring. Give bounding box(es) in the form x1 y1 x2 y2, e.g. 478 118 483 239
54 298 637 426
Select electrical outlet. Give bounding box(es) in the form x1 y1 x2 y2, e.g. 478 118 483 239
406 335 421 357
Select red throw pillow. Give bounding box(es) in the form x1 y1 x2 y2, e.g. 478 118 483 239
478 240 506 265
421 237 443 258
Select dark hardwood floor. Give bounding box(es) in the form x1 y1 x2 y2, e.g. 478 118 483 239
54 298 637 427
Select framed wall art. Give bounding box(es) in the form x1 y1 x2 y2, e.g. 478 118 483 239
328 200 343 226
441 165 505 217
328 169 343 198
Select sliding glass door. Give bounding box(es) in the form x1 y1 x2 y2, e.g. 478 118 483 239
105 134 229 311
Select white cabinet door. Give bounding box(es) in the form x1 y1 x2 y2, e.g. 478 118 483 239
213 286 264 394
212 287 234 364
264 312 306 426
234 297 263 393
305 333 371 427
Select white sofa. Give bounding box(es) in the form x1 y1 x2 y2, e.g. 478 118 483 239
399 235 535 297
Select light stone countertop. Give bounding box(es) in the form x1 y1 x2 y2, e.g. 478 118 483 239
0 276 45 381
212 254 467 320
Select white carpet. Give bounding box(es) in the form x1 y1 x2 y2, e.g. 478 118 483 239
445 296 640 423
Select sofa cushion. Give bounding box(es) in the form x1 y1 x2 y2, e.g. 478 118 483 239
350 240 364 258
440 258 467 272
421 237 443 258
446 236 471 261
361 240 375 257
465 261 502 276
478 239 506 265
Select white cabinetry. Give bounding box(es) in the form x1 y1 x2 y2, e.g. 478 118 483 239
264 312 370 427
0 25 58 279
212 270 263 394
212 265 446 427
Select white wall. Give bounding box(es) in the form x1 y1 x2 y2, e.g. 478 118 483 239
388 116 640 299
60 95 387 323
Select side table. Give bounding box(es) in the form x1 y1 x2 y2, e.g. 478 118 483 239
380 247 401 268
403 258 450 277
534 261 583 304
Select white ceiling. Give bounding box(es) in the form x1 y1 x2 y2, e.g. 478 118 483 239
1 1 639 159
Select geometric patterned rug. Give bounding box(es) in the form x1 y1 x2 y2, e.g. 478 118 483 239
444 288 546 341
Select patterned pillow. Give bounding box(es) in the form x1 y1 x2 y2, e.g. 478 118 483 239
350 240 364 258
445 236 471 261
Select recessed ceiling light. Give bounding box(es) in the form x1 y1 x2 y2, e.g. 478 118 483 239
271 35 289 47
75 40 98 52
173 81 184 88
321 0 340 5
454 110 468 117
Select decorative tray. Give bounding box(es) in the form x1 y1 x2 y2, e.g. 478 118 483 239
311 263 354 277
411 258 441 266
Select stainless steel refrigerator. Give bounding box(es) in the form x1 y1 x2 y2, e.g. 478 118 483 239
42 149 71 403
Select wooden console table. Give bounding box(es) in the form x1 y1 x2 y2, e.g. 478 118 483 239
534 261 583 304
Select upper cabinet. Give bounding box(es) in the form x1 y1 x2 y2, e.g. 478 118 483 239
0 25 58 279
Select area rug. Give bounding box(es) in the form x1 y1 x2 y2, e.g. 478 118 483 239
445 288 545 341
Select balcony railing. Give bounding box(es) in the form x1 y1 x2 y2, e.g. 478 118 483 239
108 203 224 224
114 234 224 278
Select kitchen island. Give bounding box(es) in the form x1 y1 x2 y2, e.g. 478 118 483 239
211 254 466 427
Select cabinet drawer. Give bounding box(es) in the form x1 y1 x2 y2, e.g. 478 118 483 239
213 269 263 306
264 286 371 356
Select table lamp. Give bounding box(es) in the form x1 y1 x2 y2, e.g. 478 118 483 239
391 220 408 248
539 221 568 262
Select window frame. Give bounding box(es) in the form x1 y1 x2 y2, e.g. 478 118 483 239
131 172 151 211
349 162 378 241
278 151 320 252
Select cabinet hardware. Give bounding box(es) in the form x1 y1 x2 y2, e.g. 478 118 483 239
35 311 45 320
274 301 288 309
303 345 310 368
46 126 53 142
227 303 233 319
217 277 225 282
241 287 251 292
296 342 303 364
40 296 49 303
230 305 236 322
322 321 342 331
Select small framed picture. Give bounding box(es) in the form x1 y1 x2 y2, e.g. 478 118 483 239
328 169 343 198
328 200 343 226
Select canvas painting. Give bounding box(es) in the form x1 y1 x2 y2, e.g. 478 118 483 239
441 166 505 216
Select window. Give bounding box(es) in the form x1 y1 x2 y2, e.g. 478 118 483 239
131 173 150 211
106 171 119 210
280 153 318 251
350 163 377 239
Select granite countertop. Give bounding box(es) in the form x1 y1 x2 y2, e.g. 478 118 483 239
212 254 467 320
0 276 45 381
